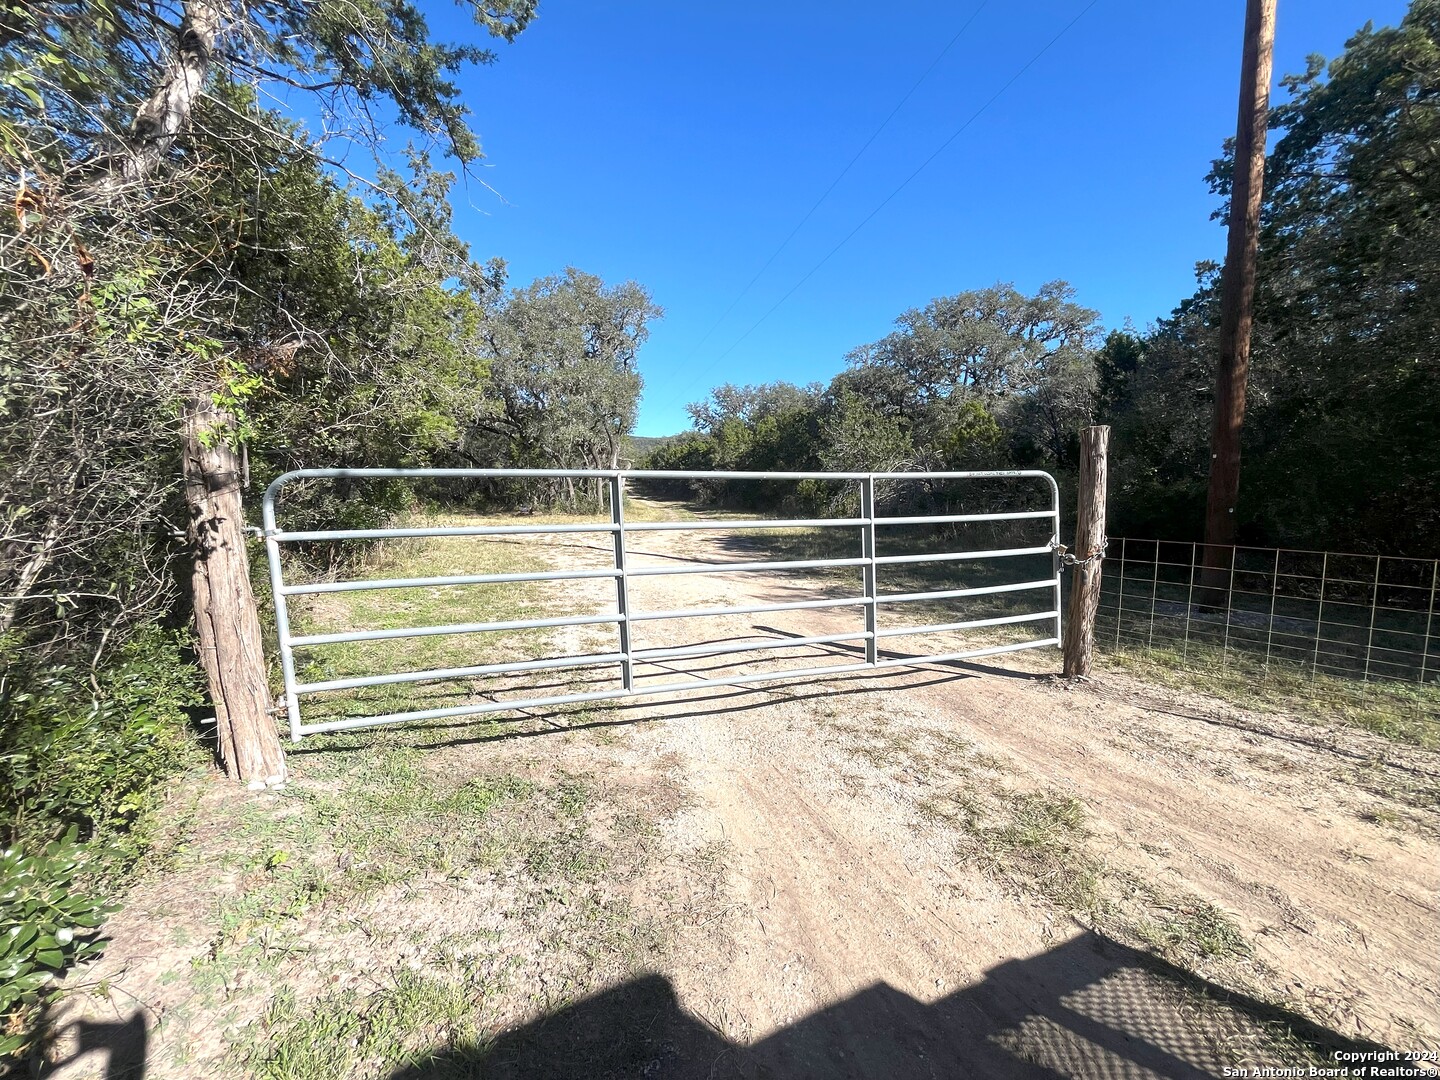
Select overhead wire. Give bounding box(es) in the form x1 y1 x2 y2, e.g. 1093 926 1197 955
678 0 1102 398
681 1 991 361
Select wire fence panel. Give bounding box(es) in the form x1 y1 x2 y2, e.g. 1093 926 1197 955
1095 539 1440 687
262 468 1063 740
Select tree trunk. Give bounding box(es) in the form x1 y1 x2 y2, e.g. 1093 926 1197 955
117 3 283 784
182 399 286 788
121 0 224 182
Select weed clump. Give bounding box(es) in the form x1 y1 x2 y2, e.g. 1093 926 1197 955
958 790 1105 912
1135 898 1253 965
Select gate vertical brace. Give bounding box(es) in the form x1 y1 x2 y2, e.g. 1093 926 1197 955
861 475 878 665
262 532 303 742
1052 488 1063 653
610 474 634 691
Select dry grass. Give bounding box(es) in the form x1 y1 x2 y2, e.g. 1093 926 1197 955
108 516 734 1079
823 709 1288 1031
1100 645 1440 750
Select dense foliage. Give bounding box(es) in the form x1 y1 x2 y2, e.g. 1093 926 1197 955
1108 2 1440 550
1 0 656 755
459 268 663 504
649 3 1440 557
0 831 114 1057
644 283 1095 519
1 0 655 1053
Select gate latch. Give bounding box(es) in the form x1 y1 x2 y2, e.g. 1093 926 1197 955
1054 538 1107 570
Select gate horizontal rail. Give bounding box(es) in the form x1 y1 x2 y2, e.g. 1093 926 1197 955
262 468 1062 739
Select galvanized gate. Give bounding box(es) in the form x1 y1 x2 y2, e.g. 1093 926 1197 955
262 469 1062 740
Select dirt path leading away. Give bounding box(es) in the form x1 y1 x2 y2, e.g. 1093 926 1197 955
41 498 1440 1079
535 499 1440 1073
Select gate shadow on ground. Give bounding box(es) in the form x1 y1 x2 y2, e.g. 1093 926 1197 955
386 930 1387 1080
289 666 971 756
747 624 1054 683
288 624 1059 756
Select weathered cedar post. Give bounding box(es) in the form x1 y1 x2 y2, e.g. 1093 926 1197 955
1063 425 1109 678
182 399 286 788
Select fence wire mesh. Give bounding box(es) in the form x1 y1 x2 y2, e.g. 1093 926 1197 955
1094 539 1439 686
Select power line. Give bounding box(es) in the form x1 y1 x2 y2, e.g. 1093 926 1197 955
681 0 1102 398
682 2 990 360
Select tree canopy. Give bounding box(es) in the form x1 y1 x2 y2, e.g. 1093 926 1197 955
467 268 662 476
0 0 658 919
648 282 1097 502
2 0 535 174
2 0 657 669
1108 0 1440 550
653 2 1440 556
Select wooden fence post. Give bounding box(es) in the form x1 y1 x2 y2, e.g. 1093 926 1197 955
183 399 287 788
1063 426 1110 678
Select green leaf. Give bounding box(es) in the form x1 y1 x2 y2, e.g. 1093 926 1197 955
0 1032 27 1056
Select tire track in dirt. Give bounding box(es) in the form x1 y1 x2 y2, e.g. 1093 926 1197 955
39 502 1439 1080
911 671 1439 1046
563 500 1440 1066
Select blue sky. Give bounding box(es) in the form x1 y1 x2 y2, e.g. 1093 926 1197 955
420 1 1408 436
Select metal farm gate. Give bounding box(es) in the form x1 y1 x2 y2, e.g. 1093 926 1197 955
262 469 1062 740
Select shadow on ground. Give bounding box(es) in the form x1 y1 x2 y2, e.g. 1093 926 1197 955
37 1013 149 1079
288 627 1052 757
388 931 1381 1080
33 914 1402 1080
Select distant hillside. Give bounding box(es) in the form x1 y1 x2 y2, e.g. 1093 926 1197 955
622 433 683 463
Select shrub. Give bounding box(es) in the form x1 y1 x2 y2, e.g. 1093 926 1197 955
0 628 200 1063
266 475 413 577
0 830 115 1058
1 627 202 850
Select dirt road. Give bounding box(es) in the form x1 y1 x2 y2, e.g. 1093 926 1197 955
41 500 1439 1078
527 501 1440 1075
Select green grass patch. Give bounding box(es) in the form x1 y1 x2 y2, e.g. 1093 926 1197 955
1101 645 1440 749
202 514 699 1073
193 730 675 1075
226 747 560 896
252 971 498 1080
277 508 631 730
957 790 1105 912
829 712 1264 1011
1133 897 1254 965
286 522 558 707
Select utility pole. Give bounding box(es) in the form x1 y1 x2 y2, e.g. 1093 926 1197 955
1200 0 1277 603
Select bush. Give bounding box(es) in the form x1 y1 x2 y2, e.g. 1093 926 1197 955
1 627 203 850
0 628 200 1063
0 830 115 1058
265 475 414 578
